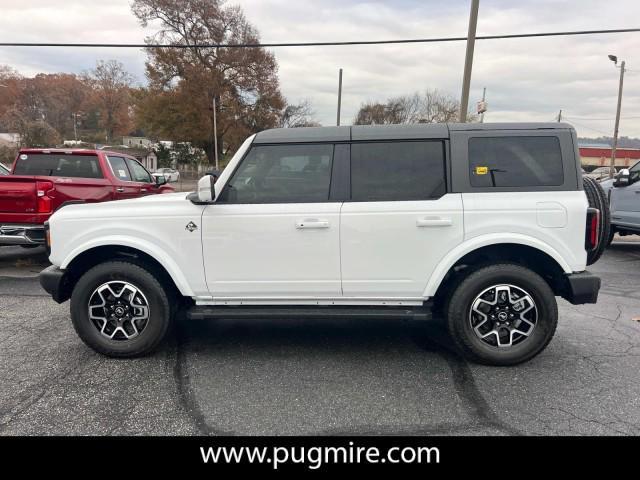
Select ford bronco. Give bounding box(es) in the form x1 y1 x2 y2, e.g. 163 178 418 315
39 123 605 365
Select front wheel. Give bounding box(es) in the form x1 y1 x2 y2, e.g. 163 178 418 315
446 264 558 366
70 261 172 357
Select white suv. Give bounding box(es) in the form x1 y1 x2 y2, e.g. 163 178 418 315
39 123 605 365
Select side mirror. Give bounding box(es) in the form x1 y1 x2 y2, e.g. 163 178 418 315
614 168 630 187
206 170 222 183
154 175 167 186
197 175 215 202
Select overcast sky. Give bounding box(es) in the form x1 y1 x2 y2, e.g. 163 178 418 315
1 0 639 137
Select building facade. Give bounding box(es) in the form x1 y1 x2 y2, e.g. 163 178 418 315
579 147 640 169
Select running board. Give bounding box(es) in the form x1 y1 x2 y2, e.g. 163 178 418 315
186 303 433 321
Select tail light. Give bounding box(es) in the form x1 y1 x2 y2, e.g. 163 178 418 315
585 207 600 251
36 180 54 213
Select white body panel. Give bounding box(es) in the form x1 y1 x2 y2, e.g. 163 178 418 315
48 193 208 297
340 195 464 297
201 202 342 297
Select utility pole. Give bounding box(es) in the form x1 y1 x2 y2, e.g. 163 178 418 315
212 96 219 170
480 87 487 123
337 68 343 126
72 113 78 141
610 59 626 178
557 109 562 122
459 0 480 123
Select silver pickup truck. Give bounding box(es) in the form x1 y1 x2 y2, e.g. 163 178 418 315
600 161 640 243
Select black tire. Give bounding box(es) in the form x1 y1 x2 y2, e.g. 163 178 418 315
446 263 558 366
583 176 610 264
606 227 616 247
70 261 171 357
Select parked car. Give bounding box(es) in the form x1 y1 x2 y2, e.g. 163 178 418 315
153 168 180 183
40 123 604 366
0 149 174 247
600 161 640 242
0 163 9 175
585 166 616 181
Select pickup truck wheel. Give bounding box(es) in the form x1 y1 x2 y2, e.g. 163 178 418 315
446 264 558 366
70 261 171 357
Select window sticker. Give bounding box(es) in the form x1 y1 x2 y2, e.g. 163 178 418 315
118 169 127 178
19 154 28 160
475 166 488 175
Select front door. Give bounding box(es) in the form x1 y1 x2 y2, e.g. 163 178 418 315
201 143 342 299
340 140 464 298
125 157 156 196
106 155 140 200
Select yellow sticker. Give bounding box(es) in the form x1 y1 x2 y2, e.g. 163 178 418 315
475 166 488 175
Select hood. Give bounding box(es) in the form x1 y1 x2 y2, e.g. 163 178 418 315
50 191 194 221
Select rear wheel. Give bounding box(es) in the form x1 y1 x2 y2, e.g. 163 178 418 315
446 264 558 366
70 261 172 357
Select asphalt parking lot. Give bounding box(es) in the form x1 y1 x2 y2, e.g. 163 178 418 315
1 241 639 436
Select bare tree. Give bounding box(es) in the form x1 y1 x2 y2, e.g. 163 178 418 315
354 89 476 125
278 100 320 128
84 60 135 142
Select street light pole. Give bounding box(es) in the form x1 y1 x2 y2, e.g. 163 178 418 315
459 0 480 123
609 58 625 178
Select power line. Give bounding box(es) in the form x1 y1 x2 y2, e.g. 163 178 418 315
564 115 640 121
0 28 638 49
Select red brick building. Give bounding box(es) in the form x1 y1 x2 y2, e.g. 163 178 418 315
579 147 640 168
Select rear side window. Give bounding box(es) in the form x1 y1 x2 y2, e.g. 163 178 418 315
219 144 334 203
469 136 563 187
107 156 132 181
350 141 446 201
13 154 103 179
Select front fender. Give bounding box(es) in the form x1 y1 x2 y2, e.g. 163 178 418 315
422 233 573 297
60 235 195 297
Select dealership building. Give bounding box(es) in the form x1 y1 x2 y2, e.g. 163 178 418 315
579 146 640 168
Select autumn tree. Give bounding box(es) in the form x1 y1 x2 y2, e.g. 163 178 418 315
354 89 476 125
0 66 22 123
84 60 135 142
2 107 60 147
131 0 285 163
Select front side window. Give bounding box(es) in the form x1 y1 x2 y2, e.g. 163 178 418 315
469 136 564 187
219 144 334 204
350 141 446 201
107 156 132 181
125 158 152 183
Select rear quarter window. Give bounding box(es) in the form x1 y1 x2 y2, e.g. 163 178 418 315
469 136 563 187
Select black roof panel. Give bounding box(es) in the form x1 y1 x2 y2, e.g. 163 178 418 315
252 122 574 144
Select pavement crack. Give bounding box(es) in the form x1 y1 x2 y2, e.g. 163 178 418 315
410 323 522 436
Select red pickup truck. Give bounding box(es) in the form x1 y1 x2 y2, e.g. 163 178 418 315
0 148 174 246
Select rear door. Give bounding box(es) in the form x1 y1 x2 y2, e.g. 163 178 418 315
340 140 464 298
